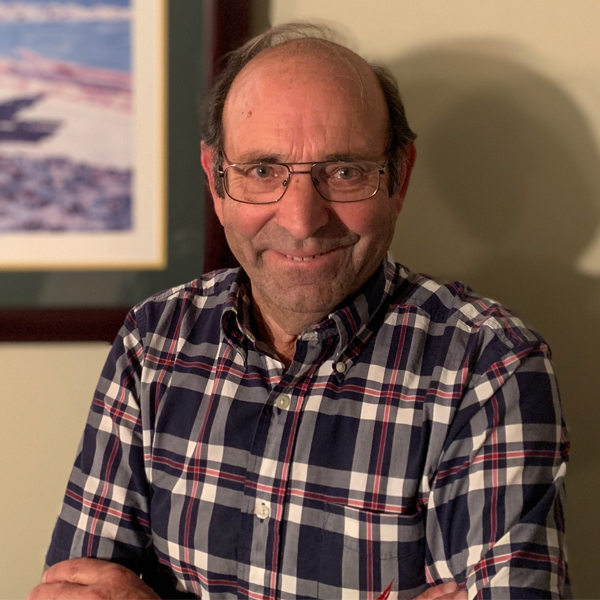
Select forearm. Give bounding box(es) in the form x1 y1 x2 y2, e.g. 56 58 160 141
426 342 569 598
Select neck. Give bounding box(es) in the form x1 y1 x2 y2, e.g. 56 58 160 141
251 296 328 368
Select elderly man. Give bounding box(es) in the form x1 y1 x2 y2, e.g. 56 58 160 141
30 24 569 600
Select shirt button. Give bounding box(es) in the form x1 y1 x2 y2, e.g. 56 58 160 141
255 502 270 520
334 361 347 373
275 394 291 410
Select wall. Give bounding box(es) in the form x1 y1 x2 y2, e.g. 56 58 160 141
271 2 599 597
0 343 110 598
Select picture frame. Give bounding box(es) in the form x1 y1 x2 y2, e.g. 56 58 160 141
0 0 253 342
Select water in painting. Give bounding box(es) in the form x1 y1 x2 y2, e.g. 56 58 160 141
0 0 132 232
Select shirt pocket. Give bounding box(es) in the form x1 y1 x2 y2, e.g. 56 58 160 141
317 502 426 599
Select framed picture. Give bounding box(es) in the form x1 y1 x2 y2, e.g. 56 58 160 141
0 0 167 270
0 0 255 342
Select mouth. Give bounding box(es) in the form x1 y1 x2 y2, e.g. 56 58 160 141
283 253 323 262
265 245 351 267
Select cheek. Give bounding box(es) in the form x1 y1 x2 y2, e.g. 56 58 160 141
222 204 274 240
335 199 396 239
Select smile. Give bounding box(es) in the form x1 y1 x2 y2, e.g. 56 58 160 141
284 253 323 262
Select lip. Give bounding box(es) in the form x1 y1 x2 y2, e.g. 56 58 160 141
275 246 342 262
272 247 343 263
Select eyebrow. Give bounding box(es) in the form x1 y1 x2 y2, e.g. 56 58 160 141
321 153 380 163
229 153 284 164
228 151 381 164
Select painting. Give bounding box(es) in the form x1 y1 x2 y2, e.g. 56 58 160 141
0 0 166 269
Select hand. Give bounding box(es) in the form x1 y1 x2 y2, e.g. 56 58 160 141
27 558 160 600
414 581 468 600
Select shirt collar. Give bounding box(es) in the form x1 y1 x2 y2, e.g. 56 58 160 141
221 270 255 353
325 253 398 360
221 253 400 361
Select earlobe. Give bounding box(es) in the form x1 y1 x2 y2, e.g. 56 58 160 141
200 142 224 225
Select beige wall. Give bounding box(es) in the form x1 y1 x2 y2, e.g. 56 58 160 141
273 2 599 597
0 343 110 598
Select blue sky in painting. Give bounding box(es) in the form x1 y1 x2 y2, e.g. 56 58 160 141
0 0 131 70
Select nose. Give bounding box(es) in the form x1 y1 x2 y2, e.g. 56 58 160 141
274 169 330 239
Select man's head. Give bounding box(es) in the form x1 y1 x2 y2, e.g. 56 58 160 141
201 24 416 334
203 24 416 198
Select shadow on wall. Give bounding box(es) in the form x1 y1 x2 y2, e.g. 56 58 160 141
388 40 600 597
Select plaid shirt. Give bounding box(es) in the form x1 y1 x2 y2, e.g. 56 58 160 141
46 257 569 599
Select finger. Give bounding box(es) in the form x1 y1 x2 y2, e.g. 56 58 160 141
430 592 468 600
27 582 91 600
42 557 114 585
415 581 460 599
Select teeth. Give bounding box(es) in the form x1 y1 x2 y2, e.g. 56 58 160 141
285 253 321 262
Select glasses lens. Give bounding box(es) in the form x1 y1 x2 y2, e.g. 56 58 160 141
225 163 289 204
313 161 381 202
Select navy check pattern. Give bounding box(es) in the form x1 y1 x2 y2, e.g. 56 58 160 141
46 257 569 599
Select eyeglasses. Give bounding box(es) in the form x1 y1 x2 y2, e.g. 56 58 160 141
218 160 386 204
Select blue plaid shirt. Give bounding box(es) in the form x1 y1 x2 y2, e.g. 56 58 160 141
46 257 570 599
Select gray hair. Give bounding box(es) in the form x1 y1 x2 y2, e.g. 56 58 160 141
201 23 416 197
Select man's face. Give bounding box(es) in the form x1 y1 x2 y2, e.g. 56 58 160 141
203 47 414 330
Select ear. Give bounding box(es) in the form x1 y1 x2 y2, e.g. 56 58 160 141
200 142 224 225
393 143 417 216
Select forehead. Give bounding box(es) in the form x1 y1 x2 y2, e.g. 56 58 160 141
222 41 389 160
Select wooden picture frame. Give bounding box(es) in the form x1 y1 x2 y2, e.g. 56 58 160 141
0 0 252 342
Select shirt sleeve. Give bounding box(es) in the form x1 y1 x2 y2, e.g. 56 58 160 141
425 334 570 599
45 309 194 599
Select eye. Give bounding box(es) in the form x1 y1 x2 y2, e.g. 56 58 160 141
331 164 362 180
248 164 275 179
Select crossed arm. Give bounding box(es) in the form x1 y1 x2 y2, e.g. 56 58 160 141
28 558 467 600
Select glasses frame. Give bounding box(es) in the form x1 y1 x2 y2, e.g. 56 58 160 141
217 160 387 205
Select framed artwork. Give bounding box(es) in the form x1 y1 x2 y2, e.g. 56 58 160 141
0 0 167 270
0 0 254 342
